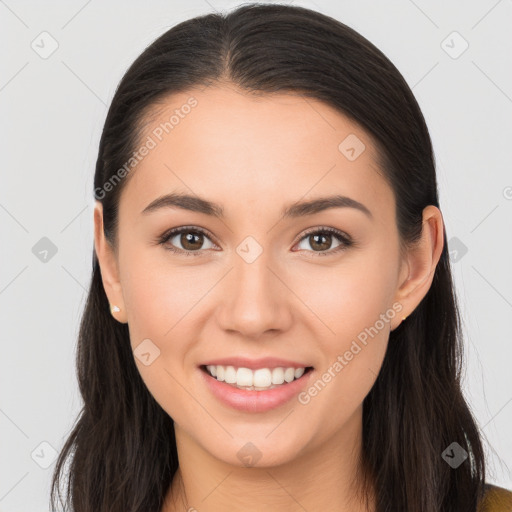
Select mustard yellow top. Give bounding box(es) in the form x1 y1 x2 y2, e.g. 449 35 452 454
478 484 512 512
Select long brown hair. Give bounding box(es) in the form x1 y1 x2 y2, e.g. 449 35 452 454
50 4 486 511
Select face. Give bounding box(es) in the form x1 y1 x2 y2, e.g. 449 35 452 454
96 84 411 468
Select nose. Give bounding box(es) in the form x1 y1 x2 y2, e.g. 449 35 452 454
215 253 293 339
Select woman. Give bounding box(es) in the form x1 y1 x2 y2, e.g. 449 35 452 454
50 3 512 511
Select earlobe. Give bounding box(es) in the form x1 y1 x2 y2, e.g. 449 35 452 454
391 205 444 330
94 202 128 324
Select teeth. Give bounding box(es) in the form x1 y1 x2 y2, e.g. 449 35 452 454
284 367 295 382
237 367 253 387
272 367 285 385
205 364 308 390
294 367 305 379
224 366 237 384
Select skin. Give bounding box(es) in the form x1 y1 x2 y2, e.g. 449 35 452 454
94 84 444 512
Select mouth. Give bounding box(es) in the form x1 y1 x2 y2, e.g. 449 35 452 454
199 364 314 391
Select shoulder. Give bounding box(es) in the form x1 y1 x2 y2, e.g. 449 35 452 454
478 483 512 512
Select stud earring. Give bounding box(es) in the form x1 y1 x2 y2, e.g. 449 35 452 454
391 315 407 333
110 304 121 314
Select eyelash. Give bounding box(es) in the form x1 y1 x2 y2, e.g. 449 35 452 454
156 225 354 258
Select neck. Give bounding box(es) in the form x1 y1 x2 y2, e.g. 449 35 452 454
162 408 375 512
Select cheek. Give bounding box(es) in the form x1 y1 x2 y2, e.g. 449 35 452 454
118 247 205 421
119 242 209 343
118 248 214 412
291 250 397 424
301 340 388 440
297 287 391 438
290 248 398 340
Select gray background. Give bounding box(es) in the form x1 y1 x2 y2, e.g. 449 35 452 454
1 0 511 510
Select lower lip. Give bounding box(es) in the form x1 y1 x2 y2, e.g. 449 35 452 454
199 366 314 413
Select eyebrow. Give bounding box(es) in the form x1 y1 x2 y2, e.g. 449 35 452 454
141 192 373 219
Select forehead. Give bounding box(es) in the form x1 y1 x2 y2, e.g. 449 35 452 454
119 84 393 223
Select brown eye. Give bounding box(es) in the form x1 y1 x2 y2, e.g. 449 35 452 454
158 226 216 256
295 227 353 255
308 232 333 251
179 231 205 251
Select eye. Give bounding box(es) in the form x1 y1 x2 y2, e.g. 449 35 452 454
157 225 354 257
293 227 353 256
157 226 216 257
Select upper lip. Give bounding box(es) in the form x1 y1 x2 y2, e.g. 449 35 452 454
199 356 313 370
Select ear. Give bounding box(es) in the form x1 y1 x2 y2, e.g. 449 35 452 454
94 201 128 324
390 205 445 331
